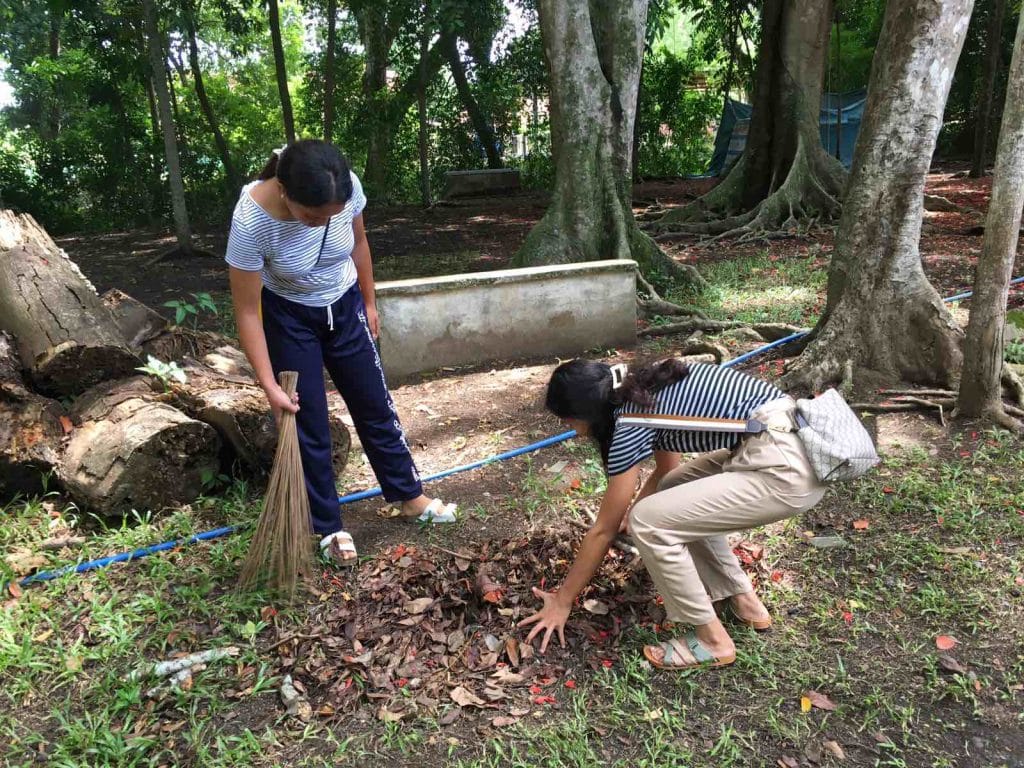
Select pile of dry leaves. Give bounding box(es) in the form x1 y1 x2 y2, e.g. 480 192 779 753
262 529 771 729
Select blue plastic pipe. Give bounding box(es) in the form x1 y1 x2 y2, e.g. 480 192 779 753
12 275 1024 589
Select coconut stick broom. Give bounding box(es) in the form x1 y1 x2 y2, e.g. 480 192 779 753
239 371 315 596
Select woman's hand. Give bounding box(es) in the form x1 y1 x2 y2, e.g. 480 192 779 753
266 383 299 423
364 302 380 339
518 587 570 653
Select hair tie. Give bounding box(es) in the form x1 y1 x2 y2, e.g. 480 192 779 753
272 143 288 158
609 363 628 390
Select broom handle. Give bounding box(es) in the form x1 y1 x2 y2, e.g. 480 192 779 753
278 371 299 399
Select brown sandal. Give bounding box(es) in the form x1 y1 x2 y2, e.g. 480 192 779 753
643 633 736 671
715 600 773 631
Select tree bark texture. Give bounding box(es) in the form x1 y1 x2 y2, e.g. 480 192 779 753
142 0 193 255
184 0 240 190
970 0 1008 178
783 0 975 393
0 332 64 499
958 7 1024 422
268 0 296 144
444 36 502 169
418 16 432 206
324 0 338 142
653 0 846 236
0 210 139 396
59 377 221 514
511 0 697 286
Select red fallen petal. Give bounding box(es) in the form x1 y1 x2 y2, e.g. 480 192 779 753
529 685 542 695
842 611 853 625
601 659 613 668
564 680 577 689
532 695 557 705
771 571 784 582
539 677 553 685
882 487 895 494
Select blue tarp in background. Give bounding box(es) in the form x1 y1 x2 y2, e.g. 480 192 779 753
706 89 868 176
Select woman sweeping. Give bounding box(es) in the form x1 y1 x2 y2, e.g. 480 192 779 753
226 139 456 567
520 358 825 670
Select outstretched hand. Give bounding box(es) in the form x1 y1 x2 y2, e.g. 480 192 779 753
518 587 569 654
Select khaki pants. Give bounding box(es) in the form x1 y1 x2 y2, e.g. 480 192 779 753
629 397 826 626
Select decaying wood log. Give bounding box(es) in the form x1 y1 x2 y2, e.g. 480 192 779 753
102 288 168 348
170 360 351 476
59 377 220 513
0 331 64 498
0 210 139 395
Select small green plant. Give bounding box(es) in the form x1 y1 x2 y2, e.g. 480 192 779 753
136 355 187 391
1005 339 1024 365
163 292 218 329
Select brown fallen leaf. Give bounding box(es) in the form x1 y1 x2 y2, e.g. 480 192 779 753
438 708 462 726
938 655 966 674
404 597 434 615
804 690 837 711
822 740 846 760
852 519 870 530
505 637 521 667
59 415 74 434
491 715 519 728
450 685 486 708
935 635 958 651
4 549 46 577
475 568 504 604
777 757 799 768
583 599 609 615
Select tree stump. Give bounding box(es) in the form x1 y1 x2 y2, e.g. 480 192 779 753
0 332 64 499
0 210 139 396
59 377 220 514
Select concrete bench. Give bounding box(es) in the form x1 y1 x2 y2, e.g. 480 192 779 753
376 260 637 380
443 168 521 198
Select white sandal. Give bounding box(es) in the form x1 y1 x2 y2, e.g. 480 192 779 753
412 498 458 524
319 530 358 566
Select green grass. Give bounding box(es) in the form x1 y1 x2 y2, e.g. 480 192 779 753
2 430 1023 766
663 249 828 326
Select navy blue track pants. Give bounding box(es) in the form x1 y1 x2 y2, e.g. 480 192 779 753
261 285 422 534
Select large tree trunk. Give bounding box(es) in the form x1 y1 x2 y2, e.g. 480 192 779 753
0 332 64 500
783 0 975 393
652 0 846 238
142 0 193 256
510 0 699 287
958 7 1024 428
444 36 502 169
418 11 432 207
184 0 240 190
59 377 221 514
0 211 139 396
268 0 296 144
970 0 1008 178
358 5 394 199
323 0 338 142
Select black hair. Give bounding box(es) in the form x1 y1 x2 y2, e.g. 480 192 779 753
258 139 354 208
545 357 690 467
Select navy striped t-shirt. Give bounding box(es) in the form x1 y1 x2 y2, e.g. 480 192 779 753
606 363 784 475
224 172 367 307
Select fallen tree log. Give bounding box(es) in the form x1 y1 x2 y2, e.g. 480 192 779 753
0 331 64 499
102 289 168 348
59 377 220 514
170 360 351 476
0 210 139 395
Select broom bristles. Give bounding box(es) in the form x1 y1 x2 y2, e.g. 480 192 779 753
239 370 315 596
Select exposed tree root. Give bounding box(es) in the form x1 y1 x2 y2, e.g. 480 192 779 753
1002 364 1024 405
635 272 706 319
922 194 963 213
640 318 805 340
645 139 846 244
854 395 1024 434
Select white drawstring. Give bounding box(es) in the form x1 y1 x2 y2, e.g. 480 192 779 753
327 304 334 332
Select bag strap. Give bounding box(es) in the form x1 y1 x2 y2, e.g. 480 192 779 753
618 412 806 434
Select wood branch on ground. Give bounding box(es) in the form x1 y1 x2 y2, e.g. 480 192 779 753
0 331 65 499
922 194 964 212
58 376 221 513
0 210 139 395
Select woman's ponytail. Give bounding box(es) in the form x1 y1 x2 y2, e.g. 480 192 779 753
615 358 690 409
